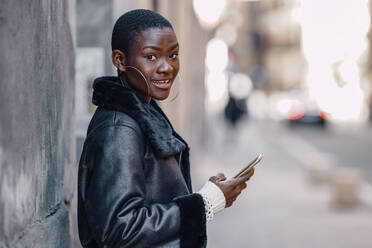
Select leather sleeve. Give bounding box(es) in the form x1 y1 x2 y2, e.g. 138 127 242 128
82 125 206 248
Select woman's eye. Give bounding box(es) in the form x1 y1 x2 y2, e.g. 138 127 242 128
145 55 156 61
169 53 178 59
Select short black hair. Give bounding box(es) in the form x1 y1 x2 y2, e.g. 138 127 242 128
111 9 173 56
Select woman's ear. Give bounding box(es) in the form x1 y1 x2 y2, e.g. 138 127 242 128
112 49 127 72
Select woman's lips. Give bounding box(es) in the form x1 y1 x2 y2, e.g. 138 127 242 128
151 79 172 90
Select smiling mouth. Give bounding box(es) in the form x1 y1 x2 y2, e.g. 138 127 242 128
151 79 172 89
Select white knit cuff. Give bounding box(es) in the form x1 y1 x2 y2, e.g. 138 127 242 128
197 181 226 222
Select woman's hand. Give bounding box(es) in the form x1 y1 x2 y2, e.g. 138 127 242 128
209 169 254 208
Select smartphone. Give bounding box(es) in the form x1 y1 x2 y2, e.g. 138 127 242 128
234 154 263 178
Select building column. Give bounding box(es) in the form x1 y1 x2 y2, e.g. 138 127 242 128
0 0 76 247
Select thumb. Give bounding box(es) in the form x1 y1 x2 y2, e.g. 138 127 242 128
209 176 220 183
215 173 227 181
209 173 226 183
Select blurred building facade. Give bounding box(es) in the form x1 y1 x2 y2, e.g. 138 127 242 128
258 0 304 91
241 0 372 123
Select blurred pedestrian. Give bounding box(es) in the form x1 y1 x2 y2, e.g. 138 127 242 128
223 54 251 128
224 95 247 127
78 9 254 248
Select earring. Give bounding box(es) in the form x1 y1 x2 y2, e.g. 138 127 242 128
119 66 151 101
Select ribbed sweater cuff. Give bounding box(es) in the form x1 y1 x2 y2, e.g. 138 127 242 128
198 181 226 221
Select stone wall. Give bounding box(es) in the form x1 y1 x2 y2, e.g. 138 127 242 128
0 1 76 247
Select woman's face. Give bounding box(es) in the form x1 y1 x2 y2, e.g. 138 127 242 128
125 27 180 101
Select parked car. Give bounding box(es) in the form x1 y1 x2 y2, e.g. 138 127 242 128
277 94 327 127
289 99 327 126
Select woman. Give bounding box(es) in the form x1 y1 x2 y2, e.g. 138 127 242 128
78 9 254 248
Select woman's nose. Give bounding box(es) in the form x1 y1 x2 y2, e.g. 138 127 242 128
157 59 173 73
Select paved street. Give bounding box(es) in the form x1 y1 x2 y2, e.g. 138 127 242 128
191 115 372 248
290 122 372 183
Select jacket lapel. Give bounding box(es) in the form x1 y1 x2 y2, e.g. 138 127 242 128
92 76 187 158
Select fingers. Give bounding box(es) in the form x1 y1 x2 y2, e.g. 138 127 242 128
209 173 227 183
244 167 255 179
216 173 227 181
235 168 255 183
210 169 254 185
225 186 246 208
232 174 251 185
228 186 244 202
222 168 256 208
226 195 238 208
223 182 247 208
247 167 255 178
235 182 247 194
239 182 247 191
209 176 219 183
230 183 246 195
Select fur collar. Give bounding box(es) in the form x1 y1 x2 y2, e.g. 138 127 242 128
92 76 188 158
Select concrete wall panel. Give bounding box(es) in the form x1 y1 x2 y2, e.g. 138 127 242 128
0 0 75 246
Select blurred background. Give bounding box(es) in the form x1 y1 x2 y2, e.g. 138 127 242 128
1 0 372 247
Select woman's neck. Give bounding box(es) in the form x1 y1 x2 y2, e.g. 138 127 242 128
118 75 151 103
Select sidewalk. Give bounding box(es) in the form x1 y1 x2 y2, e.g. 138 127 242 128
192 116 372 248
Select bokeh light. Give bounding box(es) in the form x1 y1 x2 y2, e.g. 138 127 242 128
229 73 253 99
215 23 238 46
300 0 370 122
193 0 227 29
205 72 229 114
205 38 230 114
205 38 229 72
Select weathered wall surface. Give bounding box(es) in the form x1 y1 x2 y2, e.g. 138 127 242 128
0 0 76 247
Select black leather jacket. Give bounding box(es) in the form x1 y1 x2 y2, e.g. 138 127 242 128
78 77 207 248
